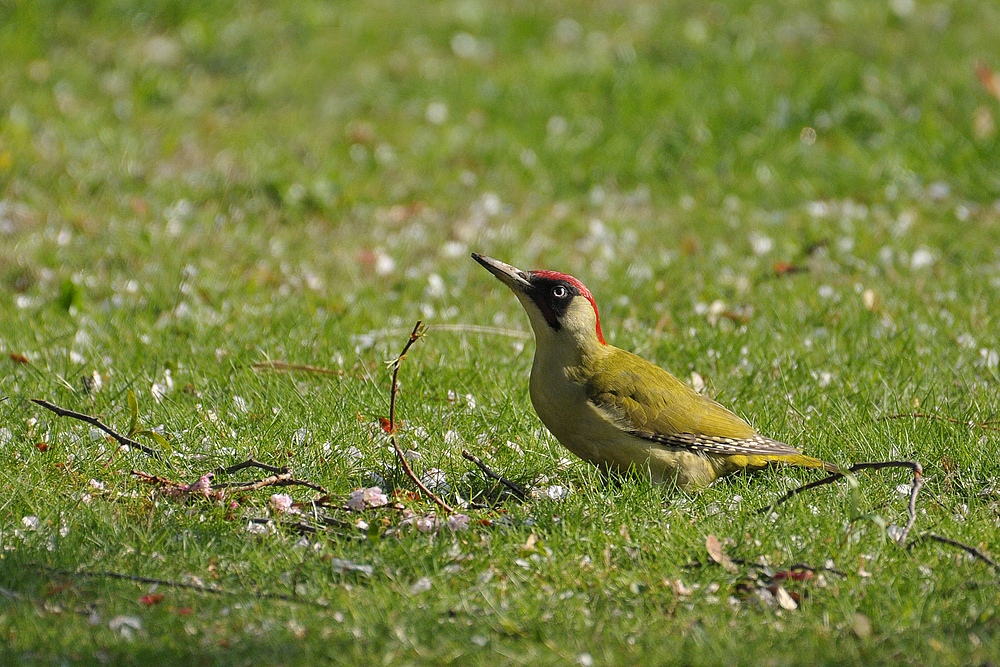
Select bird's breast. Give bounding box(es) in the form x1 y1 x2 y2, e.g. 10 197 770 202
527 356 719 490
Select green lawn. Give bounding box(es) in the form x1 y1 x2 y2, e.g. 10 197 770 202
1 0 999 664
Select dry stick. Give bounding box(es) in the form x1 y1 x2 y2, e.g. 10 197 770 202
762 460 923 545
35 565 321 605
882 412 1000 432
910 533 1000 571
387 321 454 515
131 470 187 489
132 469 328 496
31 398 169 465
219 458 289 476
462 449 527 501
212 473 329 495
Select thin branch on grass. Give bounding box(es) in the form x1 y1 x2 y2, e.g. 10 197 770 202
34 565 325 605
131 470 188 489
32 398 169 465
133 469 329 496
219 458 288 475
882 412 1000 432
761 460 923 545
462 449 527 501
910 533 1000 571
213 473 329 495
251 361 345 376
386 321 454 515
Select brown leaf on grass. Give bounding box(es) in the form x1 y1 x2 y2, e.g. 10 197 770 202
773 570 814 582
773 261 807 277
976 61 1000 100
705 534 739 573
378 417 401 434
8 353 29 364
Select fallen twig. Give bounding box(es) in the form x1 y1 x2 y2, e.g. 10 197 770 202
251 361 345 376
133 469 329 496
386 321 454 515
762 460 923 545
882 412 1000 432
219 458 288 476
213 473 329 495
32 565 324 605
32 398 170 465
910 533 999 571
462 449 527 501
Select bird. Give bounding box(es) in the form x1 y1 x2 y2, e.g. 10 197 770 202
472 253 839 492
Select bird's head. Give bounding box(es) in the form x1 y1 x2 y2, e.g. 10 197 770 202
472 253 606 349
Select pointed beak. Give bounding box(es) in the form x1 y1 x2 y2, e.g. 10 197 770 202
472 253 532 291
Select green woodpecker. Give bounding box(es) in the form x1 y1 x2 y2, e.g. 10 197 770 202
472 253 839 492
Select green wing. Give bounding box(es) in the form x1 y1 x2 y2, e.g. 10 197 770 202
579 348 811 460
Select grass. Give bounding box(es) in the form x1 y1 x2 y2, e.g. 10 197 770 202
1 0 999 664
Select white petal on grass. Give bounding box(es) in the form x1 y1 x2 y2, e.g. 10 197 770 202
246 521 272 536
22 516 40 530
330 558 374 576
748 232 774 256
416 516 437 533
151 383 168 403
347 487 389 511
374 250 395 276
269 493 294 514
910 247 936 269
774 586 798 610
451 32 479 59
108 615 142 640
425 102 448 125
978 348 999 370
447 514 470 531
426 273 446 298
410 577 433 594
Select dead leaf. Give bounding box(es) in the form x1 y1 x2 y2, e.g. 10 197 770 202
773 261 807 277
8 353 29 364
976 61 1000 100
705 534 738 573
378 417 401 434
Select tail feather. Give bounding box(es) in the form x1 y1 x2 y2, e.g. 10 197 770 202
734 453 840 474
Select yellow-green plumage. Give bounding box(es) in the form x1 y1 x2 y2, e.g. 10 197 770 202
472 252 838 492
576 347 837 476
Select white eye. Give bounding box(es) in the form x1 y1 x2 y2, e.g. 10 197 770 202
552 285 568 298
